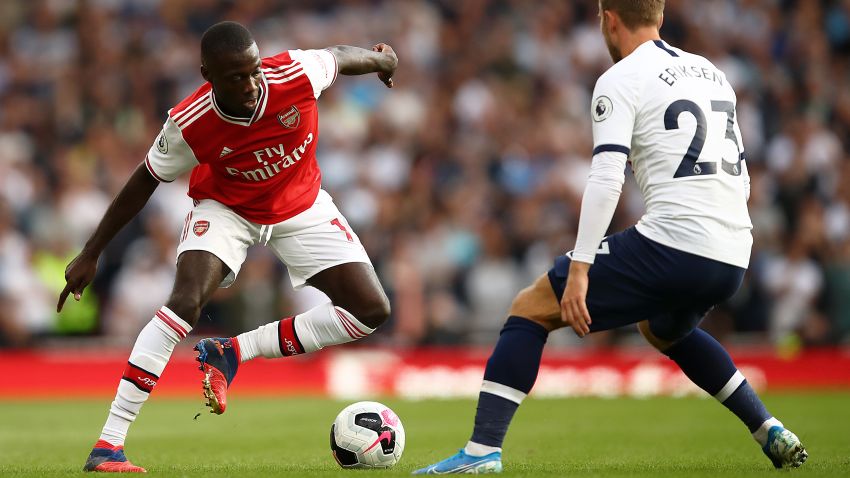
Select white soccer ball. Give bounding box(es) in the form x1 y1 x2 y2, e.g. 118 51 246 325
330 401 405 469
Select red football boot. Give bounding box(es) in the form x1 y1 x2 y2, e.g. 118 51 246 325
83 440 146 473
194 337 240 414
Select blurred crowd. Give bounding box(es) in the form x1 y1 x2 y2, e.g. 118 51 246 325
1 0 849 349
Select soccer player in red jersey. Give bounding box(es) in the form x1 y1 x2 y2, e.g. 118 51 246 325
57 21 398 473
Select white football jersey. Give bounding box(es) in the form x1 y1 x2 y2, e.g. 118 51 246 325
590 39 752 268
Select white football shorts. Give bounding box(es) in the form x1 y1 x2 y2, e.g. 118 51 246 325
176 189 372 288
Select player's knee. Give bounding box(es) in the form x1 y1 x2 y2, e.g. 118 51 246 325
165 292 204 327
509 286 561 331
637 320 674 352
509 289 532 319
344 291 391 330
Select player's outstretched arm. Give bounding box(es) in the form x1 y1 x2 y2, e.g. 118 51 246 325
327 44 398 88
57 162 160 312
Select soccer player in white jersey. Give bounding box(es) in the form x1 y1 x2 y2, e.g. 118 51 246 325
57 22 397 473
415 1 807 474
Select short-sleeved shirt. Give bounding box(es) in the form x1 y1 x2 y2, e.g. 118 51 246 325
145 49 338 225
590 40 752 268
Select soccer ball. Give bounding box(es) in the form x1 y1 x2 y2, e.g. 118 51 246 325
329 401 405 468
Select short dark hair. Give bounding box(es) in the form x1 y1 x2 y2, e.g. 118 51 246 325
600 0 664 30
201 21 255 62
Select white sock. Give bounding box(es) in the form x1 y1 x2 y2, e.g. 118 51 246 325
236 322 280 361
99 307 191 446
465 441 502 457
236 302 375 362
752 417 783 447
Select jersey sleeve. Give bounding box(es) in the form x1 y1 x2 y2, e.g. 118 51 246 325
145 116 199 183
571 70 637 263
288 49 338 99
590 70 638 157
571 151 628 264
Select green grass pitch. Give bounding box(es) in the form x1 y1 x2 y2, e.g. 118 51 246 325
1 393 847 477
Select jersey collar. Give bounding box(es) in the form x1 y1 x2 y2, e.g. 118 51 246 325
210 73 269 126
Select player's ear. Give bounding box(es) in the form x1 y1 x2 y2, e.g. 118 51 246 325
201 64 210 82
657 13 664 30
602 10 617 33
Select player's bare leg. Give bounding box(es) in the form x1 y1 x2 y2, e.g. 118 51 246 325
306 262 390 330
151 252 236 416
638 321 808 468
508 274 568 332
166 251 230 329
414 274 561 474
85 251 227 472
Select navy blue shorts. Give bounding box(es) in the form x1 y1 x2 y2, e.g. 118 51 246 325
547 227 746 341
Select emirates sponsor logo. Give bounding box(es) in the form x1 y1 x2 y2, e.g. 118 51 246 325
226 133 314 182
193 220 210 236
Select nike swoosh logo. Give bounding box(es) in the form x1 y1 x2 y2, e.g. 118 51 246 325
364 431 393 452
426 458 494 474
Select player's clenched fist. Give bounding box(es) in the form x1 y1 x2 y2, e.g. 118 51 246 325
372 43 397 88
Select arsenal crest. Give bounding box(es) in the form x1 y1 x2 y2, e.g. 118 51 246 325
277 105 300 129
193 220 210 236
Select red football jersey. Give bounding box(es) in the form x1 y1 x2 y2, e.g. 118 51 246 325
145 49 338 224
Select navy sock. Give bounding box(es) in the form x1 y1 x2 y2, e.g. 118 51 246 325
470 316 548 448
664 328 771 432
722 380 772 432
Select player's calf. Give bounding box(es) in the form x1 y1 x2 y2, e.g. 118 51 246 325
641 323 807 469
89 306 193 460
415 311 548 475
237 303 379 361
336 291 390 330
305 262 391 329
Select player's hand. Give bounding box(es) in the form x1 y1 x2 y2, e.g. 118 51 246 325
560 261 592 337
57 251 98 312
373 43 397 88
